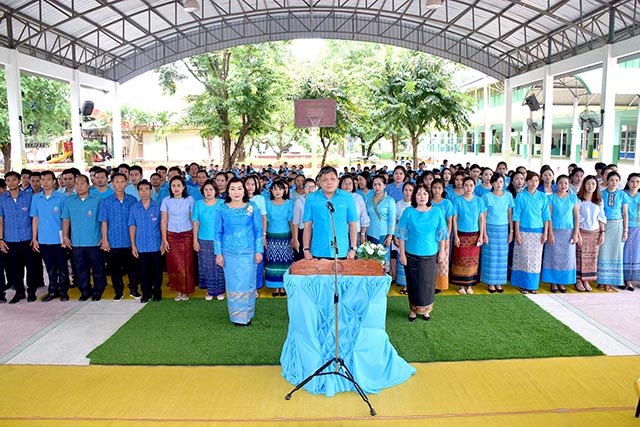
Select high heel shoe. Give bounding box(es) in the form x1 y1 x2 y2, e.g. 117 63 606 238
408 314 417 322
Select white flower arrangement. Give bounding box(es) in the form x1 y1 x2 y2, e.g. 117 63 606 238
246 204 253 216
356 240 387 264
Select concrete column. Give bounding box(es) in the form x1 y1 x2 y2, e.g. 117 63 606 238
571 97 581 163
111 82 123 164
503 78 513 164
600 44 617 165
542 65 554 166
69 69 84 171
635 102 640 170
5 50 24 171
483 85 491 160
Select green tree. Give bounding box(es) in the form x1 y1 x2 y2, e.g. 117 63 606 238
0 69 70 171
375 53 473 168
152 111 177 163
158 43 291 168
121 106 154 161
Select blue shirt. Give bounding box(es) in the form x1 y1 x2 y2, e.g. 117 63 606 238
548 193 579 230
385 182 405 202
266 199 294 235
61 194 102 247
0 191 33 242
125 183 141 201
98 194 138 248
626 191 640 228
187 184 204 201
128 200 162 253
30 190 67 244
160 196 194 233
365 194 397 238
453 196 487 232
474 185 492 198
432 198 454 219
156 184 170 203
395 207 448 256
302 189 358 258
90 187 115 199
513 190 551 229
214 201 264 256
482 192 515 226
601 189 628 220
192 199 221 241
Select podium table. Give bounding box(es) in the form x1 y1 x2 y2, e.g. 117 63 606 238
280 262 416 396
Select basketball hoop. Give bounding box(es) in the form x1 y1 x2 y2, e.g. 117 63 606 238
308 116 322 128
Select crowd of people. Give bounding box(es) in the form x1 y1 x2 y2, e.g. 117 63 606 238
0 158 638 326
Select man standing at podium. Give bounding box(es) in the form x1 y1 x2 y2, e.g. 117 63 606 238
302 166 358 259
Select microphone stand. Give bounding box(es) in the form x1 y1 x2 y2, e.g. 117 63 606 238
285 201 376 416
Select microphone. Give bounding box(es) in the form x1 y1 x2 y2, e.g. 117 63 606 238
326 201 335 212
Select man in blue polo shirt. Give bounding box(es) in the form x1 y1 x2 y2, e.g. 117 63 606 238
30 170 70 302
62 175 106 301
129 180 164 303
302 166 358 259
99 173 141 301
0 171 36 303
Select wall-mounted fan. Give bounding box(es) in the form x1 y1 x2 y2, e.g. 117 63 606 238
579 110 601 131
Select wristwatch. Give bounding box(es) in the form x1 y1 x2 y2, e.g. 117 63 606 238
303 248 310 251
350 246 357 251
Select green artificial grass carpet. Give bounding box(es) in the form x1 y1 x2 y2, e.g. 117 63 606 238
87 295 602 366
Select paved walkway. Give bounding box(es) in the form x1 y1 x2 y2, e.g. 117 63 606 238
1 286 639 365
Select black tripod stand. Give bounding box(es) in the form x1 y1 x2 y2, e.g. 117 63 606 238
284 201 376 416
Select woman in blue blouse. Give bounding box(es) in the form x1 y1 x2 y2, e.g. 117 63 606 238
192 179 224 300
451 177 486 294
265 179 294 297
430 179 453 293
366 175 397 267
512 171 551 293
214 178 264 326
598 171 629 291
623 173 640 290
481 173 514 293
396 183 447 321
541 175 580 293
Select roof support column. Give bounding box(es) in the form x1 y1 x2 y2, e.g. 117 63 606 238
600 44 617 165
111 82 123 164
541 65 554 166
69 70 84 171
503 78 513 164
5 50 24 171
635 101 640 170
522 119 530 169
571 97 581 163
483 84 491 160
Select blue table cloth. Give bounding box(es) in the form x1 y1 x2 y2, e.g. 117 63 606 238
280 271 416 396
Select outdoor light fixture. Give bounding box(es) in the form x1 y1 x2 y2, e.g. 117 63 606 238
183 0 200 13
425 0 444 9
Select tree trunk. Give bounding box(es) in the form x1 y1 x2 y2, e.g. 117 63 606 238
411 135 420 170
222 131 232 169
1 144 10 173
391 135 399 162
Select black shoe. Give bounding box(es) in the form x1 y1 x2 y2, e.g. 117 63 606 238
91 295 101 301
41 293 60 302
496 287 504 293
279 290 286 297
488 288 497 294
113 293 123 301
27 294 37 302
79 295 90 301
408 314 417 322
422 314 431 321
60 294 69 302
9 294 24 304
434 289 442 294
130 290 142 299
140 297 150 303
152 296 162 302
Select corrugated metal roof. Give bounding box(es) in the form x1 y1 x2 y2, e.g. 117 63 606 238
0 0 637 82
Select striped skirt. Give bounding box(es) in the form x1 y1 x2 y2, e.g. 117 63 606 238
167 230 195 295
436 240 450 290
396 262 407 287
197 239 225 296
405 253 437 315
480 224 509 285
624 226 640 282
597 220 624 286
265 233 294 288
541 229 577 285
577 229 599 281
511 227 543 290
450 231 480 286
224 252 257 325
